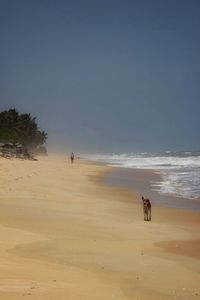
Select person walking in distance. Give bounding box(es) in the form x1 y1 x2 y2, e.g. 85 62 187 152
70 152 74 164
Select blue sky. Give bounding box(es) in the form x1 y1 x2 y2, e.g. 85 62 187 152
0 0 200 153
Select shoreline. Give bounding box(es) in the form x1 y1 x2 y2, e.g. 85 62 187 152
0 156 200 299
103 166 200 211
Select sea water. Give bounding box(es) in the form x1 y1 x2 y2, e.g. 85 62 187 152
83 151 200 200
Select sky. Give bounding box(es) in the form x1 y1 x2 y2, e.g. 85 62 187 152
0 0 200 153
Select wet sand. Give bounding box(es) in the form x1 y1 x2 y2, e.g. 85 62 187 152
103 167 200 211
0 155 200 300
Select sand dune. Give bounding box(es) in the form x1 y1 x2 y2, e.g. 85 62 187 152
0 156 200 300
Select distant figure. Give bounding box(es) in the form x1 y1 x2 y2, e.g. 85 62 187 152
70 152 74 164
142 196 151 221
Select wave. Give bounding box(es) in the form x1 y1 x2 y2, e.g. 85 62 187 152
83 151 200 200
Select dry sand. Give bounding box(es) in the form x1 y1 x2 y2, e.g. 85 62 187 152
0 155 199 300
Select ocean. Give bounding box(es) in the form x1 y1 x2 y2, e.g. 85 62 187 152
83 151 200 202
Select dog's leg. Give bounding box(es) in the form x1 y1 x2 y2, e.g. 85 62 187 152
145 210 147 221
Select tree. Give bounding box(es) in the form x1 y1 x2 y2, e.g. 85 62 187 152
0 109 47 152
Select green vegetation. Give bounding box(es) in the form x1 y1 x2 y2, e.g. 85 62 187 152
0 109 47 152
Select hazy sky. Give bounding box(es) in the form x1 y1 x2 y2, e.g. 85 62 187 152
0 0 200 153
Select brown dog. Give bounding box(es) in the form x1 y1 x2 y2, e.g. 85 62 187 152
142 196 151 221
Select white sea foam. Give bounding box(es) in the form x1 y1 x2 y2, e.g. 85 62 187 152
83 151 200 199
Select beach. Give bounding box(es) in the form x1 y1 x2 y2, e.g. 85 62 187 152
103 167 200 211
0 156 200 300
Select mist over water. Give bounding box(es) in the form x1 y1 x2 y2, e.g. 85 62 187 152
83 151 200 200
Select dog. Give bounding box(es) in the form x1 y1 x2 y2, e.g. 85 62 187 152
142 196 151 221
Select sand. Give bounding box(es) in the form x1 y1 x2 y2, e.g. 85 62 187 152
0 155 200 300
104 167 200 211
